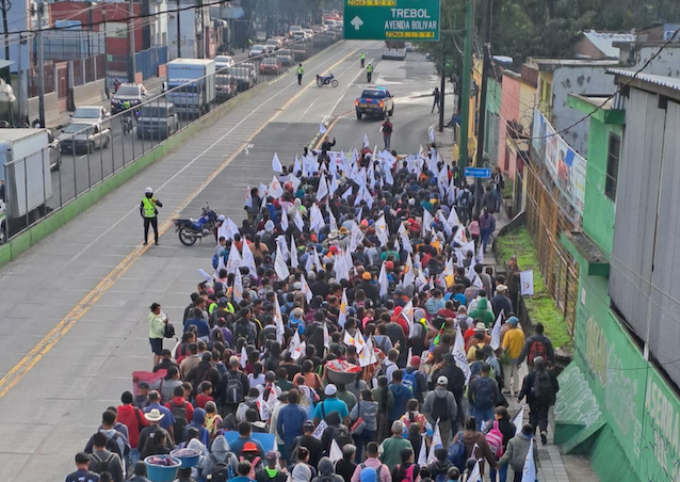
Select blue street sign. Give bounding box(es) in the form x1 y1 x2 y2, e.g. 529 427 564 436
465 167 491 178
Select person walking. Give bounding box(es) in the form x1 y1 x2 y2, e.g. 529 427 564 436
492 167 504 212
518 356 559 445
360 51 366 68
498 424 537 482
148 303 168 368
140 187 162 245
422 376 457 448
518 322 555 369
297 64 304 85
501 317 524 397
431 87 440 113
479 208 496 253
366 63 373 83
381 118 393 151
467 364 500 430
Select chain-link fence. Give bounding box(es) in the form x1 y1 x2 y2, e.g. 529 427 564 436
0 29 343 244
524 161 580 334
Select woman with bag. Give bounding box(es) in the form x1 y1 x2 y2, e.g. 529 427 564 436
350 389 378 462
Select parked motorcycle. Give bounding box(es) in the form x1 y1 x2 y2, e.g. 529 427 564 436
173 204 219 246
316 73 339 88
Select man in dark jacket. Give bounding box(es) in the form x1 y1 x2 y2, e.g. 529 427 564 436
309 270 330 299
321 136 336 152
518 356 559 445
186 352 222 399
65 452 100 482
490 284 512 320
223 356 251 415
355 271 379 304
517 322 555 367
292 421 324 467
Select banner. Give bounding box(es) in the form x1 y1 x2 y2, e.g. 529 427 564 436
531 108 586 216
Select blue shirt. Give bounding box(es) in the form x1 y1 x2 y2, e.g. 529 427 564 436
388 383 412 421
144 403 175 432
184 317 211 338
229 477 254 482
313 397 349 421
229 436 265 457
65 469 99 482
277 403 309 446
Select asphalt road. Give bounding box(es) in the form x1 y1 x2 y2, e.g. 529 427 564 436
0 41 441 482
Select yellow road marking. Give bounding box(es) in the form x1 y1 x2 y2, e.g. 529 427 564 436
0 46 359 400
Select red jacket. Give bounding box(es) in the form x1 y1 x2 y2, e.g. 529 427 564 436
165 397 194 423
117 404 148 449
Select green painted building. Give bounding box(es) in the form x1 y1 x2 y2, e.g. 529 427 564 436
558 90 680 482
484 77 501 163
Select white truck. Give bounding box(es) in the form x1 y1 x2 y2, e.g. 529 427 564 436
0 129 53 241
166 58 216 117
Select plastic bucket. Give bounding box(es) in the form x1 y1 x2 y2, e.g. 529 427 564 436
170 448 201 468
144 455 181 482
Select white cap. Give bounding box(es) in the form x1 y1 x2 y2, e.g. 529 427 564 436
145 187 153 194
218 214 226 221
325 384 337 396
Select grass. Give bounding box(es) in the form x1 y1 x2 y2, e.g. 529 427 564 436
502 177 514 200
496 227 572 349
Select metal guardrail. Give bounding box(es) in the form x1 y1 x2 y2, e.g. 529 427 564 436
0 29 344 244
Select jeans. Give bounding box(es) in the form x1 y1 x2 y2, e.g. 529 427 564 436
493 188 501 211
143 217 159 244
353 429 375 462
383 134 391 150
473 407 495 431
432 98 440 113
297 74 302 85
481 227 492 252
130 448 140 466
489 464 508 482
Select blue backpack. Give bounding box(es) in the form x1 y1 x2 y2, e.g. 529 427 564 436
447 431 466 471
402 370 417 394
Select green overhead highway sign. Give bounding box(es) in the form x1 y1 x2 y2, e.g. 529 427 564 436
343 0 440 41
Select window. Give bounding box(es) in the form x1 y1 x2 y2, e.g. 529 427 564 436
606 132 620 201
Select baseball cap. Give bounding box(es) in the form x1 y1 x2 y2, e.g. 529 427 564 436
437 376 448 386
496 284 508 292
138 382 150 389
508 316 519 325
325 384 338 396
243 442 260 453
362 272 372 280
409 355 421 367
265 451 279 463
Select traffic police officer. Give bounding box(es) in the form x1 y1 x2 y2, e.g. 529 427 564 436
366 63 374 83
360 51 366 67
140 187 163 245
297 63 304 85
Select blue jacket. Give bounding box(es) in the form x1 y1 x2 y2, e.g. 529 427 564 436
184 408 210 446
184 317 211 338
277 403 309 446
388 383 412 421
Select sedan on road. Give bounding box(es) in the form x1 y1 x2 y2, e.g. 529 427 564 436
249 45 267 57
259 58 281 75
58 122 112 154
71 106 110 125
276 49 294 66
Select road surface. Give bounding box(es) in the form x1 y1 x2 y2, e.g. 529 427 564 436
0 40 449 481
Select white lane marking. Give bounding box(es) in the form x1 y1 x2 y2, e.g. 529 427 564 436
66 42 358 264
298 98 318 122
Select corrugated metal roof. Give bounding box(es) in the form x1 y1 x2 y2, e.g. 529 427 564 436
608 68 680 92
582 30 635 58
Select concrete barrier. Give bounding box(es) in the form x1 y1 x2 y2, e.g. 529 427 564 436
73 79 107 107
27 92 59 126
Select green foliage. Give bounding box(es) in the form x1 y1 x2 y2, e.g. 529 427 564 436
496 227 572 349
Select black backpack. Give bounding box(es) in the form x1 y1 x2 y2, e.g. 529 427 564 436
104 433 125 460
164 322 176 338
430 394 450 422
91 452 116 475
234 321 254 344
170 400 188 443
533 370 554 404
458 191 471 208
209 454 231 482
225 371 245 404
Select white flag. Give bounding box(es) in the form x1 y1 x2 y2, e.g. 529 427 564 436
280 208 289 232
329 175 339 198
312 420 328 439
316 175 329 201
329 439 343 462
401 300 414 334
338 289 348 328
319 123 327 134
226 242 242 275
233 269 244 303
375 214 389 246
521 439 536 482
198 269 213 283
438 210 452 237
349 222 365 252
428 127 435 144
342 186 353 200
290 235 298 269
490 310 504 350
216 251 227 274
520 270 535 295
399 223 412 254
241 241 257 278
476 239 484 264
255 392 271 421
323 322 330 348
293 155 302 175
422 209 434 238
269 175 283 199
241 345 248 369
310 204 324 233
403 254 415 288
300 273 313 303
289 331 304 360
467 460 482 482
417 434 428 467
427 420 442 464
275 243 290 281
313 247 324 273
363 133 370 148
513 404 525 435
453 324 471 384
379 261 389 297
276 235 289 262
272 153 283 173
293 210 305 232
305 249 314 273
275 297 285 344
244 184 252 208
328 207 338 232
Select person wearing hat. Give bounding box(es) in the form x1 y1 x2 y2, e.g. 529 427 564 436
137 408 173 458
501 316 525 397
313 384 350 426
465 323 491 353
255 451 287 482
403 356 428 403
355 271 379 305
423 376 458 448
378 421 412 470
140 187 162 245
230 421 265 459
490 284 512 320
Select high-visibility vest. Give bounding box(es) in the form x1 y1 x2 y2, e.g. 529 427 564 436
297 66 303 75
360 53 366 60
142 197 157 218
367 65 373 73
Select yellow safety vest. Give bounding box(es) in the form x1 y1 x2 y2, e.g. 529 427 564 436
142 197 157 218
297 67 303 75
361 53 366 59
367 65 373 73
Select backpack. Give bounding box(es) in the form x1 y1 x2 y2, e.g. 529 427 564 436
212 254 219 270
91 452 116 476
209 454 231 482
447 432 466 471
472 377 494 410
486 420 504 457
104 432 125 459
528 340 547 364
234 321 254 345
396 464 416 482
402 370 417 394
170 400 188 444
533 370 554 404
433 465 450 482
225 371 245 404
360 463 384 482
458 191 471 208
430 394 450 422
163 322 176 338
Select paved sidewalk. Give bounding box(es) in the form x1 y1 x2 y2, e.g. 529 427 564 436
432 126 599 482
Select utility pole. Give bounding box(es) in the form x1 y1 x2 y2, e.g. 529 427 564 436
474 0 492 215
458 0 473 182
1 0 9 63
438 43 445 132
198 0 204 58
176 0 181 58
128 0 136 83
36 0 46 128
103 5 109 98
